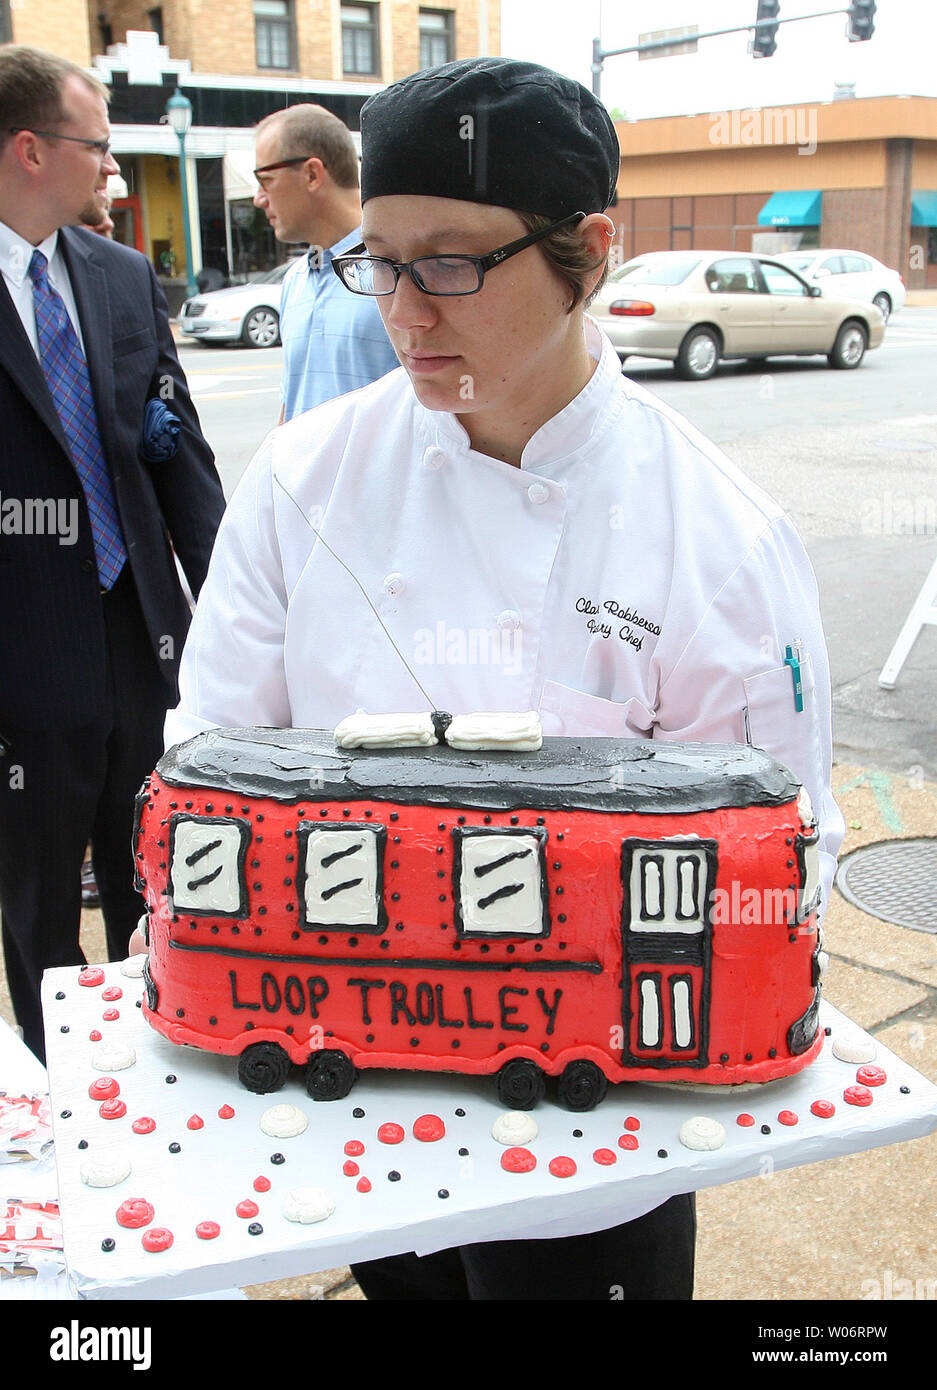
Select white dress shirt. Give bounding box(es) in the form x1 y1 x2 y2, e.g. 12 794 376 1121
0 220 86 356
167 320 844 908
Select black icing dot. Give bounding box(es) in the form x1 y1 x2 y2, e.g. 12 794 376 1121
169 1142 181 1153
165 1075 177 1084
454 1108 465 1117
458 1147 469 1157
388 1171 401 1182
572 1129 583 1138
271 1152 286 1164
60 1026 69 1034
353 1108 366 1118
438 1189 450 1199
55 991 65 1000
900 1085 910 1094
825 1026 832 1035
78 1140 88 1149
101 1238 116 1252
657 1149 668 1158
248 1223 263 1235
761 1125 771 1135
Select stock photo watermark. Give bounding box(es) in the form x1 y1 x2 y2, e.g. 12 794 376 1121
708 106 818 157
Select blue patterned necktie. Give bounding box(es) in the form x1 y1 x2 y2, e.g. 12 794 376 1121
28 249 126 590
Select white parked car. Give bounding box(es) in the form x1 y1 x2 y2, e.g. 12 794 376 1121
179 262 290 347
774 249 906 321
590 250 885 380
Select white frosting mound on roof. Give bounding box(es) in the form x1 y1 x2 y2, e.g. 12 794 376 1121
334 711 437 748
445 712 542 751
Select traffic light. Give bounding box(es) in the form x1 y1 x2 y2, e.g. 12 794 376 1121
753 1 780 59
847 1 876 42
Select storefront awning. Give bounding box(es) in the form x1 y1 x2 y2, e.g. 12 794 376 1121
223 149 257 202
911 190 937 226
757 190 822 227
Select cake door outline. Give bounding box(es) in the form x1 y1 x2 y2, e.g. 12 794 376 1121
620 838 716 1068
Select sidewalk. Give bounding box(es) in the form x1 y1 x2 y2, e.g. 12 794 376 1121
1 759 934 1302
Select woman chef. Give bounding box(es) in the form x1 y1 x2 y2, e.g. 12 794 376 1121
163 58 844 1300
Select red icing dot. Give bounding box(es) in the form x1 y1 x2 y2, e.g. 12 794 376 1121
811 1099 836 1119
623 1116 641 1131
549 1155 577 1178
99 1098 127 1120
377 1122 405 1145
116 1198 155 1229
187 1115 204 1130
593 1148 617 1165
857 1065 887 1087
356 1176 372 1193
844 1084 873 1107
102 986 123 1001
102 1008 120 1021
501 1146 537 1173
617 1133 639 1151
236 1199 259 1219
88 1077 119 1101
89 1029 102 1042
132 1116 156 1135
142 1227 173 1253
253 1176 271 1193
196 1221 220 1240
778 1110 799 1126
412 1114 446 1142
218 1105 235 1119
736 1113 756 1127
79 967 105 987
344 1139 365 1156
343 1159 360 1177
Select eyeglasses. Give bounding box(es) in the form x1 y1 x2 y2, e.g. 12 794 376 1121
9 128 111 157
253 155 311 185
331 212 586 297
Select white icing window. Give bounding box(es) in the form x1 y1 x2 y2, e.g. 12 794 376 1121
169 817 250 917
639 975 662 1048
797 830 821 922
628 845 709 933
300 824 385 931
671 977 694 1049
455 829 547 938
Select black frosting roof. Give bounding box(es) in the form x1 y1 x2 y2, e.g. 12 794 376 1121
156 728 801 816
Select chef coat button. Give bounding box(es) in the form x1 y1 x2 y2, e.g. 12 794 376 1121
423 448 446 471
527 482 550 505
497 610 521 631
384 572 405 596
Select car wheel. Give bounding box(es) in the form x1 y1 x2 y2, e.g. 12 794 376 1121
828 320 868 370
675 326 720 380
872 292 891 322
241 307 280 348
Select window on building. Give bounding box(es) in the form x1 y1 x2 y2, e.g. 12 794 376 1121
419 8 454 68
342 3 380 76
255 0 295 70
0 1 12 44
147 7 164 44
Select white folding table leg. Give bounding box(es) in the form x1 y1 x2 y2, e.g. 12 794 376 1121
879 552 937 688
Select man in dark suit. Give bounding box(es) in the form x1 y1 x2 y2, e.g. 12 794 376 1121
0 46 226 1060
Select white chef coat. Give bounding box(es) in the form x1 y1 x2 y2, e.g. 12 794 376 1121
167 319 844 909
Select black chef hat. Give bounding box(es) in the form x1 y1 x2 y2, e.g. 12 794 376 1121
360 58 620 219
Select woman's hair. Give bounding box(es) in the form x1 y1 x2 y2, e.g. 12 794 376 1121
519 213 611 313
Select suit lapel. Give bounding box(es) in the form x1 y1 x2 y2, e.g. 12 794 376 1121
0 273 74 459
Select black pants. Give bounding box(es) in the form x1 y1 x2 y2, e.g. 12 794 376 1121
351 1192 696 1300
0 566 169 1061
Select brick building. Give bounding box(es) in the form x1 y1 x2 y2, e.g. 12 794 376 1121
611 96 937 289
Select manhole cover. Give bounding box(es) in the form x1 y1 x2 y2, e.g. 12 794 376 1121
836 838 937 932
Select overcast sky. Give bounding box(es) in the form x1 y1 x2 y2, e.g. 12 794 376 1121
499 0 936 118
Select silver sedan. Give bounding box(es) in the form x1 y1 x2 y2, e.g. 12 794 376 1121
590 250 886 380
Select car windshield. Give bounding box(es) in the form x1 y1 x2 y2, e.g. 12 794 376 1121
610 257 701 286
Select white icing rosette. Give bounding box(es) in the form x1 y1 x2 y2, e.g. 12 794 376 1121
282 1187 335 1224
80 1148 132 1188
259 1103 309 1138
679 1116 726 1152
91 1043 136 1072
832 1033 877 1064
491 1111 539 1145
119 954 147 978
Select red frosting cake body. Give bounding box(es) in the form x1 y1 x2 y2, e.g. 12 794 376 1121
133 730 823 1108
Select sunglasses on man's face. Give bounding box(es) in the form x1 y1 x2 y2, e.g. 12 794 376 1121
253 156 311 187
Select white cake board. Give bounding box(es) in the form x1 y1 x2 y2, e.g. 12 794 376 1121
42 962 937 1302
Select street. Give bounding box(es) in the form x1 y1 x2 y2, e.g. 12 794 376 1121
178 304 937 780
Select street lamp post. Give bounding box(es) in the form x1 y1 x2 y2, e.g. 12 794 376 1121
165 88 197 298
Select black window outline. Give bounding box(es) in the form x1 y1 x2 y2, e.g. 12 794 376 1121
419 7 455 68
341 2 381 76
167 813 251 919
297 820 387 934
625 840 714 935
451 825 550 941
254 0 297 72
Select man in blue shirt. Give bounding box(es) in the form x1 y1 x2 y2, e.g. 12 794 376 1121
253 104 398 421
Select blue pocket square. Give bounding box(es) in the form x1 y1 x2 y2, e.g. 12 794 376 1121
140 398 181 462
